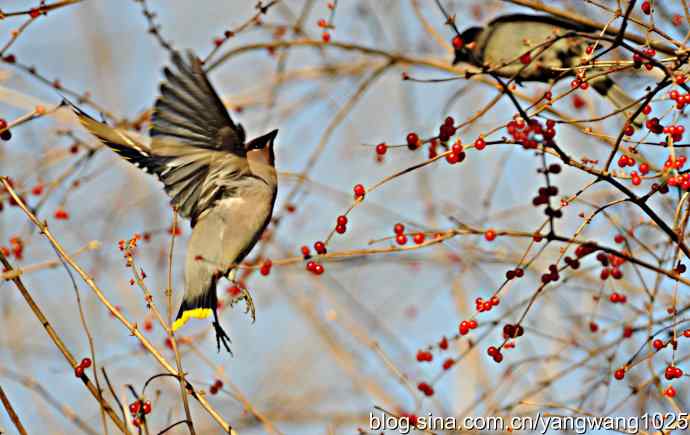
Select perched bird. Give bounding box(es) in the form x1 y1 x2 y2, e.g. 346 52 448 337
68 50 279 353
452 14 643 125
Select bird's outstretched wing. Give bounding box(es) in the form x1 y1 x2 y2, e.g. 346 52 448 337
69 50 251 225
148 50 252 224
151 50 246 155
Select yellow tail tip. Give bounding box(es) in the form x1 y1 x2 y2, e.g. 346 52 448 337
172 308 212 331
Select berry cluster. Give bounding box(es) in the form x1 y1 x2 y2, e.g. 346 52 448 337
1 236 24 261
502 324 524 339
209 379 224 394
73 357 92 377
608 292 627 304
596 251 626 280
128 399 152 428
393 223 407 245
664 365 683 380
458 319 478 335
416 350 433 362
506 117 556 150
475 296 500 313
486 346 503 363
541 264 561 284
438 116 457 142
304 241 326 275
335 215 348 234
632 48 656 70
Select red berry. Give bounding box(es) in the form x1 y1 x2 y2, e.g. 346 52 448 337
300 245 311 258
314 241 327 254
80 357 92 369
614 368 626 380
413 233 425 244
519 52 531 64
313 263 324 275
54 208 69 220
375 143 387 155
416 350 432 362
142 401 152 414
653 339 665 350
322 32 331 42
417 382 434 396
31 184 44 195
260 260 272 276
446 151 459 164
406 132 420 150
665 386 676 397
337 215 348 226
572 95 586 109
394 223 405 235
129 402 141 415
484 229 496 241
452 36 463 49
474 137 486 150
442 358 454 370
641 1 651 15
353 184 365 199
396 234 407 245
335 224 346 234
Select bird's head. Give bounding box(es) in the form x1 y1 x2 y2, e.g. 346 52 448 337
246 129 279 183
246 129 278 167
452 26 483 65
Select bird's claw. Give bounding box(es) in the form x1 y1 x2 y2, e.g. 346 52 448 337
229 284 256 323
212 320 233 355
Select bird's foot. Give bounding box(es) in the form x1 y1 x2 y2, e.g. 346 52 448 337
230 286 256 323
212 320 233 355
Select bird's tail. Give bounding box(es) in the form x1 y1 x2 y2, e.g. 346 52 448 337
64 99 165 172
590 77 645 127
172 285 216 332
173 276 232 353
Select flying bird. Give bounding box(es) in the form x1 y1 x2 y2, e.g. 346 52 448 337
68 50 279 353
452 14 643 125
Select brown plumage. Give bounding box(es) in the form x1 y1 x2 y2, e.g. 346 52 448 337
68 50 279 353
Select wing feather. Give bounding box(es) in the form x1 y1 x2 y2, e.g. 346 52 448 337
71 49 254 227
151 50 246 154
